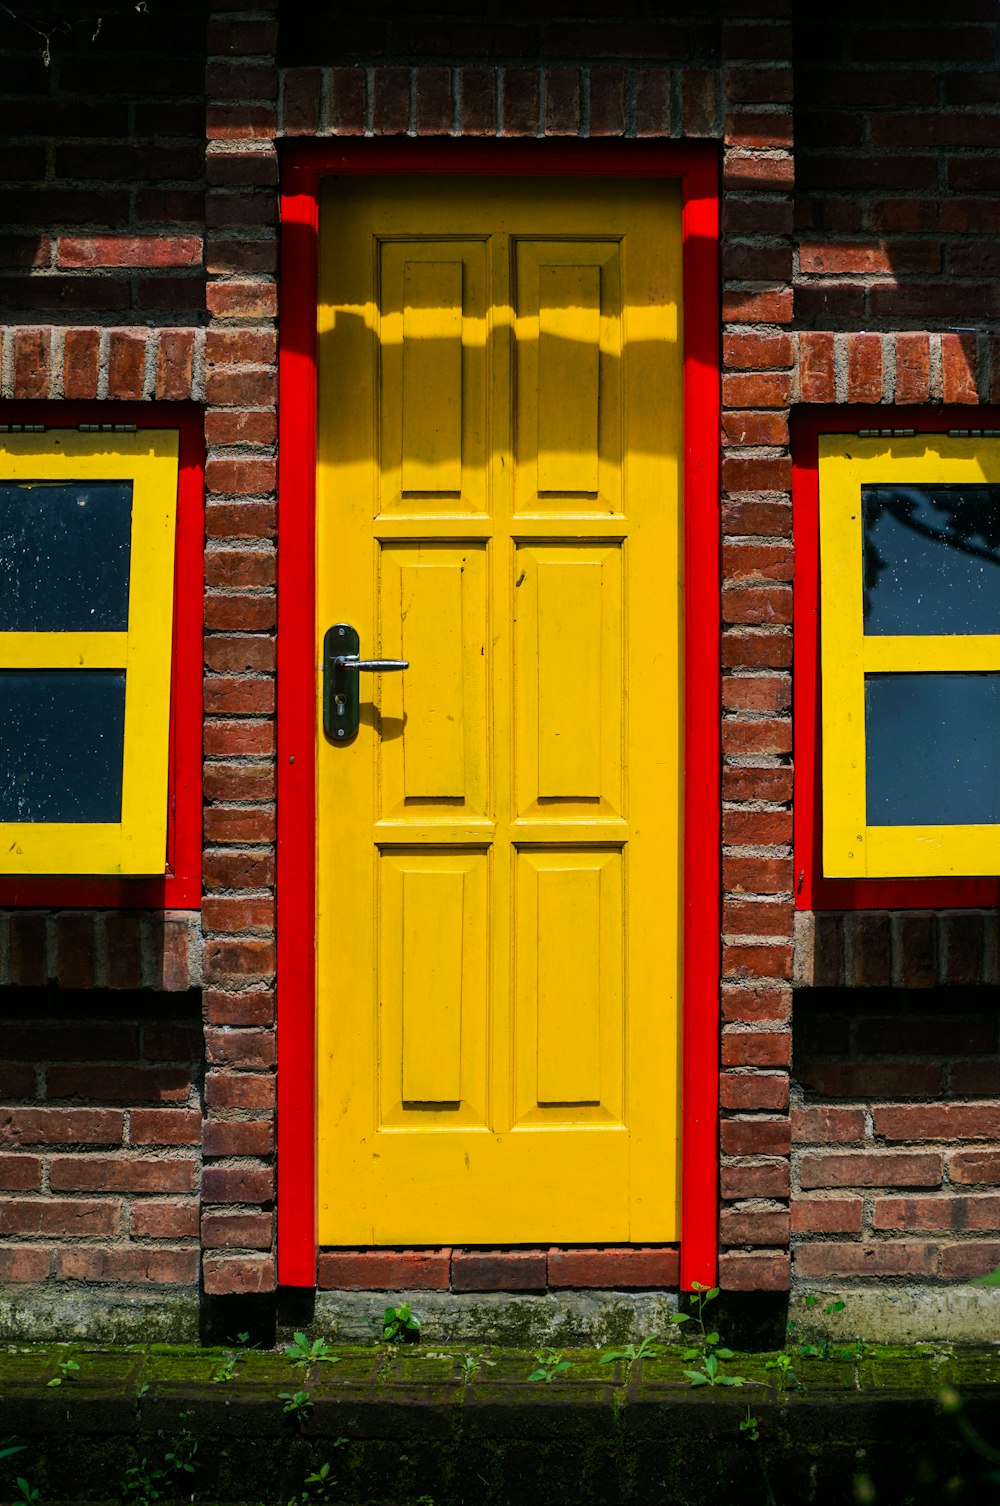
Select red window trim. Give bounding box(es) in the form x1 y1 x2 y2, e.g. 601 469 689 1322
277 140 720 1292
793 405 1000 913
0 400 203 911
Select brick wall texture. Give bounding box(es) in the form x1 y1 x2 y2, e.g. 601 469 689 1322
0 0 998 1306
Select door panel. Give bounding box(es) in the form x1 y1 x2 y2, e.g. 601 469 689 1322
317 175 683 1245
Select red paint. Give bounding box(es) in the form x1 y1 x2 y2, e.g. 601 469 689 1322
277 140 720 1292
0 401 203 910
793 406 1000 912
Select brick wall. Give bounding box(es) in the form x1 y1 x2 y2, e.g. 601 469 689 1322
791 989 1000 1282
0 991 201 1286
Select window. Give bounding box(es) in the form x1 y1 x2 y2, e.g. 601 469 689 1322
819 433 1000 880
0 429 179 876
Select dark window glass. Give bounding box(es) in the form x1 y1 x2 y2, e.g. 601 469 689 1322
0 670 126 822
865 671 1000 826
0 481 132 631
862 485 1000 636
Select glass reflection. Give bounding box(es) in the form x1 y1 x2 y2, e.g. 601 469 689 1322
865 671 1000 826
0 670 126 822
862 485 1000 635
0 481 132 631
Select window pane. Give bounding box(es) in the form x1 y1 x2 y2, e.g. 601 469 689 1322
0 481 132 631
865 671 1000 826
0 670 126 822
862 485 1000 635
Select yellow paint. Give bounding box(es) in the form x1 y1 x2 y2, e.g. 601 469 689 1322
317 176 683 1243
0 430 178 875
819 434 1000 878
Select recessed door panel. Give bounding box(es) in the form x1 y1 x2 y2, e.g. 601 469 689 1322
317 175 682 1244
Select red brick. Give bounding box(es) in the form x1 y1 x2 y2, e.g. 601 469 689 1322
846 333 882 403
952 1059 1000 1095
722 585 792 625
723 902 793 939
721 1161 790 1199
874 1104 1000 1142
451 1250 547 1291
718 1250 790 1291
722 764 792 801
318 1249 452 1289
458 68 496 136
56 1246 199 1284
720 1072 789 1111
413 67 451 134
722 803 792 839
204 595 277 634
206 498 276 536
204 990 275 1027
798 331 835 402
130 1200 200 1240
791 1107 865 1144
721 410 789 447
547 1246 679 1288
205 546 276 589
201 1166 274 1204
684 69 719 136
0 1198 118 1237
156 330 196 400
105 916 142 990
723 288 793 324
721 985 791 1025
0 1246 51 1281
55 915 96 990
205 366 276 406
723 855 793 895
10 915 48 987
791 1196 864 1235
723 945 793 983
62 328 100 400
0 1154 42 1190
722 498 791 537
282 67 321 134
720 1119 791 1156
13 327 50 399
894 333 931 404
872 1196 969 1233
329 67 366 136
722 1030 791 1067
107 331 147 400
589 68 625 136
203 807 276 844
723 541 793 582
206 104 276 140
941 1242 1000 1280
796 1242 938 1279
799 1061 943 1099
723 372 792 409
206 281 277 319
503 68 540 136
202 1119 273 1157
128 1109 201 1146
204 676 275 716
635 69 671 137
720 1209 789 1247
205 1071 276 1111
942 332 979 404
203 764 276 804
201 1210 273 1249
203 941 276 985
373 67 408 135
202 849 275 891
544 67 580 136
799 1150 943 1190
46 1066 190 1103
0 1108 124 1146
203 1252 276 1294
204 637 276 675
57 236 201 268
202 896 275 933
49 1155 195 1194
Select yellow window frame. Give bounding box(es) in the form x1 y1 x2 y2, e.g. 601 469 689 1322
820 433 1000 879
0 429 178 875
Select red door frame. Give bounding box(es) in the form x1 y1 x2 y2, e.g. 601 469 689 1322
277 140 720 1291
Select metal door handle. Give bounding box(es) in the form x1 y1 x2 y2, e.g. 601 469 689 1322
324 623 407 743
333 655 409 672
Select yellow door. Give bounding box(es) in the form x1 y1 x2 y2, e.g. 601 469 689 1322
316 175 683 1244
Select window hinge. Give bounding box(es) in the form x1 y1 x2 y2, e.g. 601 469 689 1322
948 429 1000 438
0 423 46 432
857 428 916 438
78 423 137 433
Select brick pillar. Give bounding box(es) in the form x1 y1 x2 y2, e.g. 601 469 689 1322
201 1 279 1296
718 2 795 1290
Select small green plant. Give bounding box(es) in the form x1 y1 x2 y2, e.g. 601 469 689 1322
285 1332 340 1373
46 1357 80 1387
670 1282 734 1359
739 1406 760 1442
764 1351 798 1392
122 1456 166 1505
279 1388 314 1419
0 1445 26 1464
135 1383 150 1402
599 1335 660 1373
383 1303 421 1343
288 1460 336 1506
211 1352 239 1384
683 1350 745 1388
163 1432 197 1479
527 1348 572 1384
12 1477 40 1504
